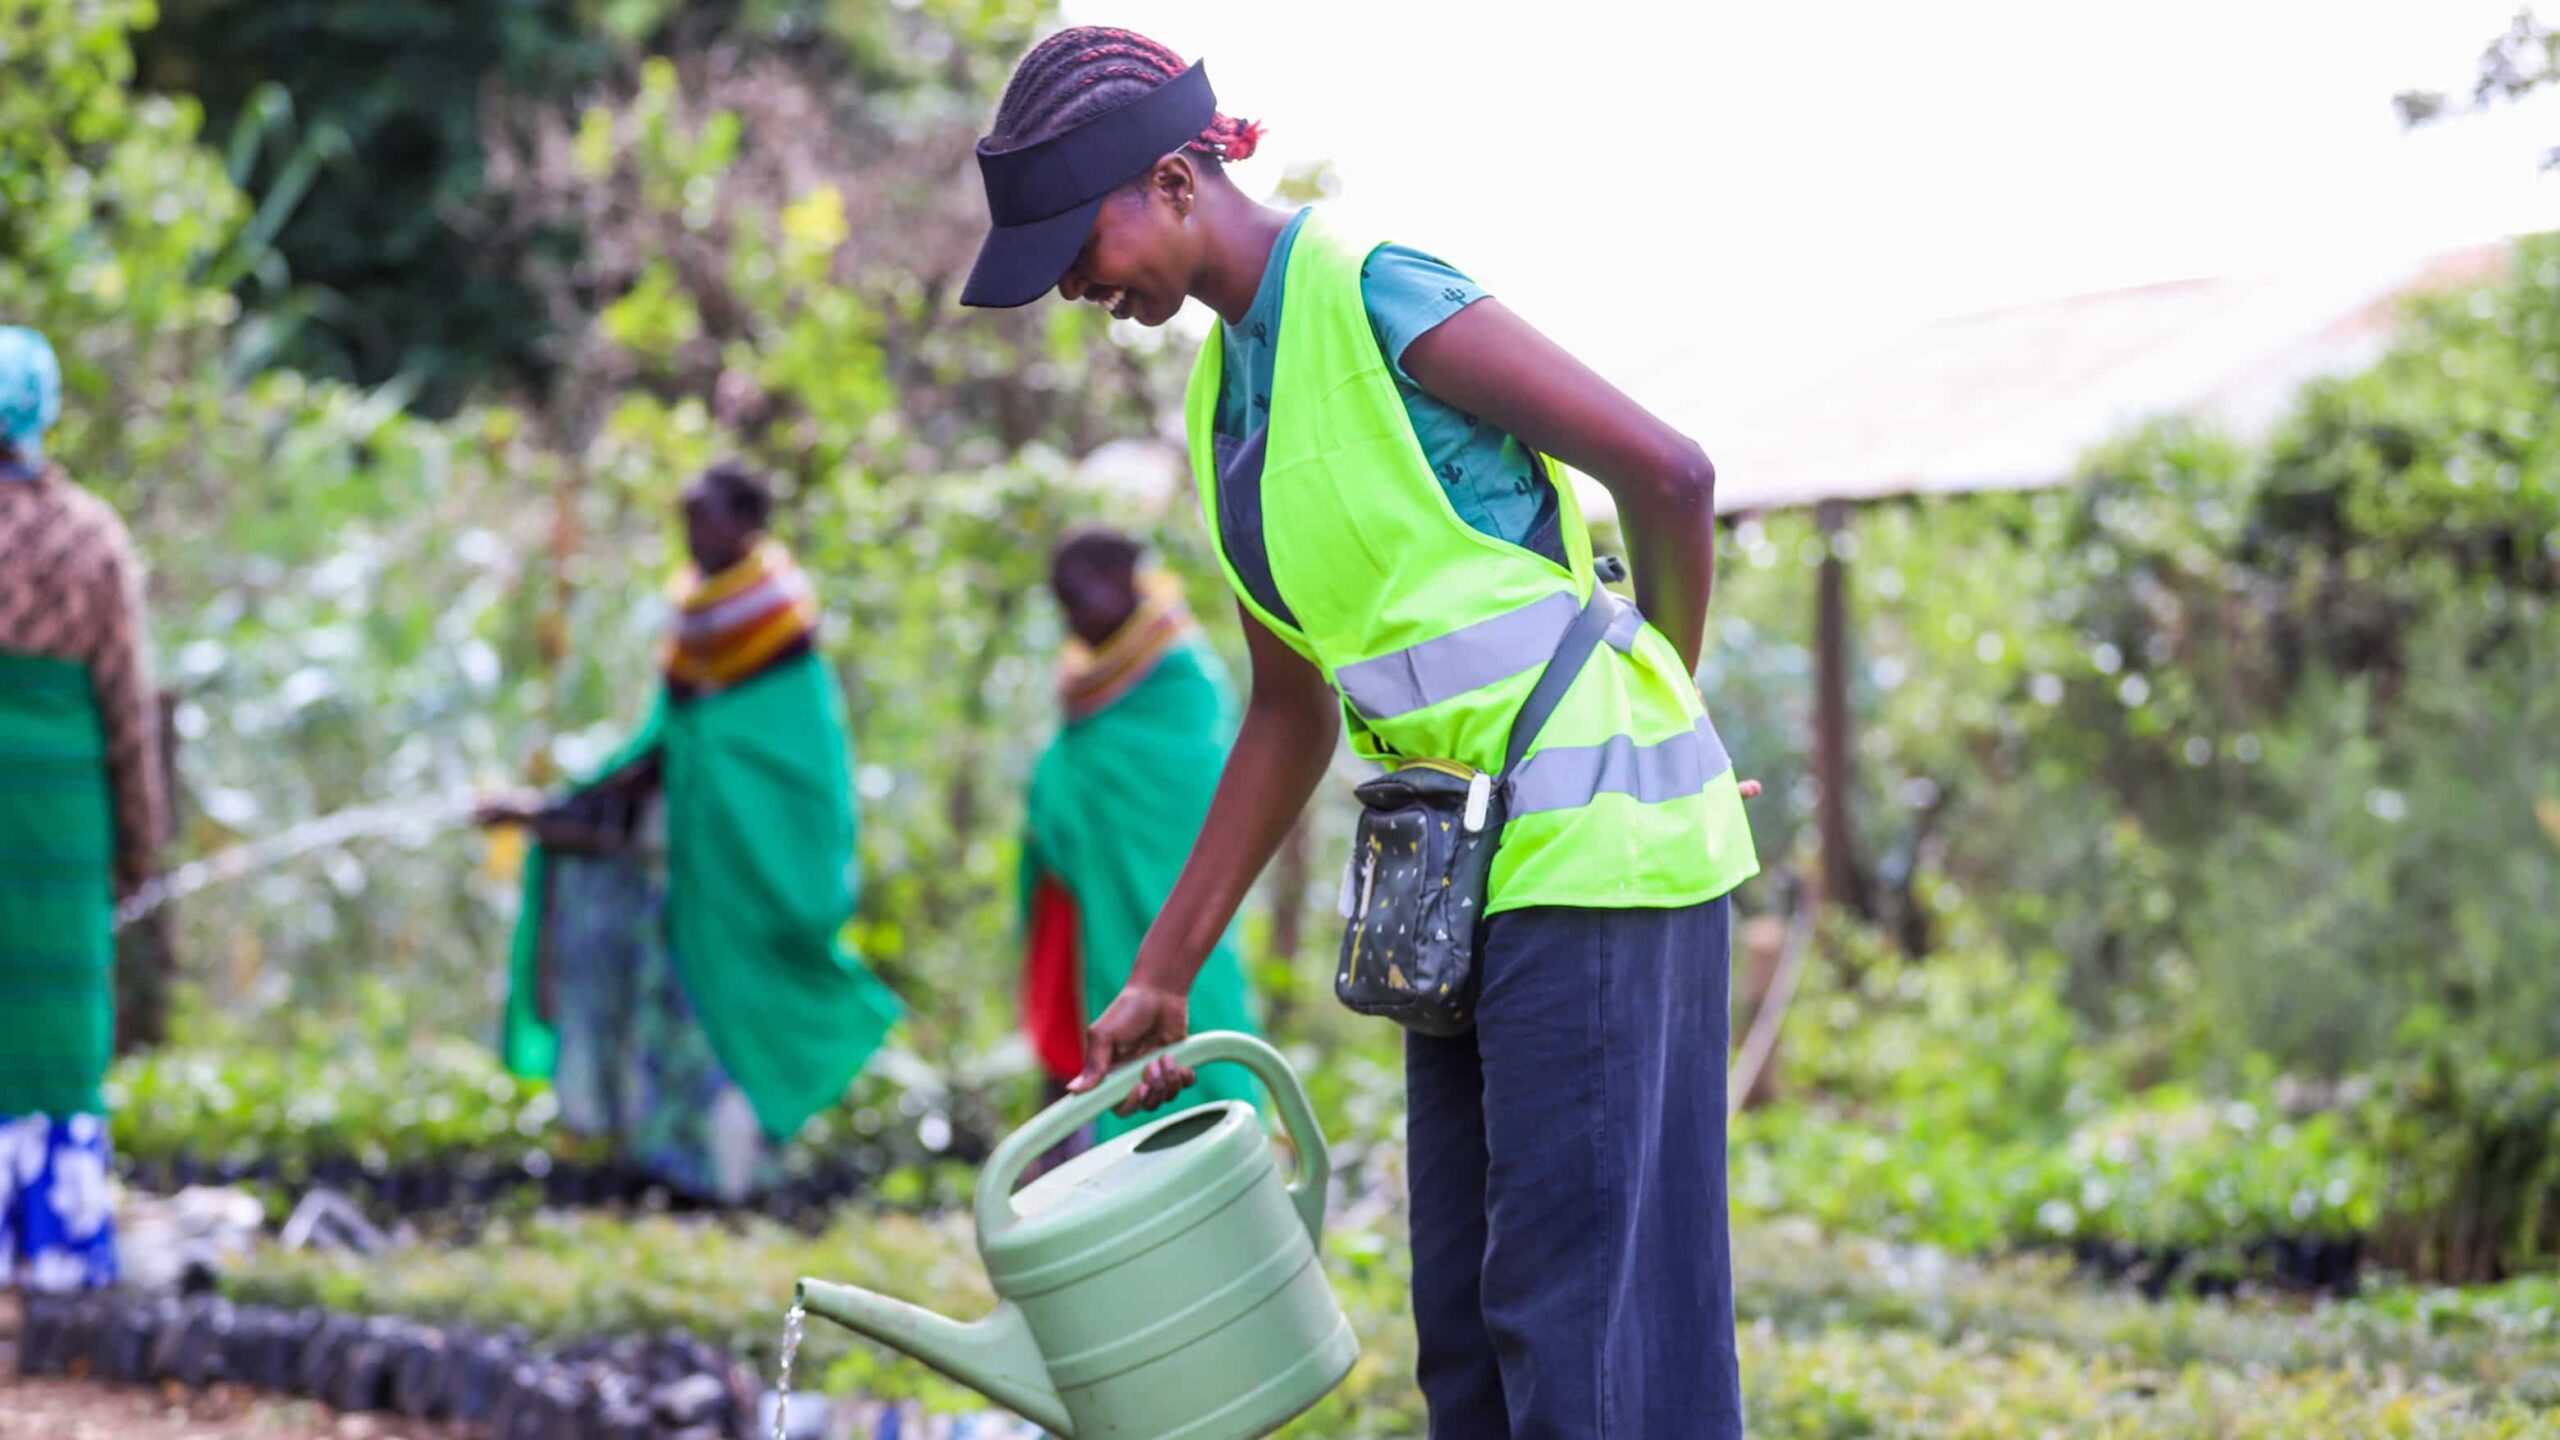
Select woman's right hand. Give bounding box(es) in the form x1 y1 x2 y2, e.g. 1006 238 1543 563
1071 981 1194 1115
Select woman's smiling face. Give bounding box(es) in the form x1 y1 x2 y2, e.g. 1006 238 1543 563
1054 164 1197 328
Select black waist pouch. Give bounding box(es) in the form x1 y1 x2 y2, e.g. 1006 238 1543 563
1333 584 1619 1036
1335 760 1504 1036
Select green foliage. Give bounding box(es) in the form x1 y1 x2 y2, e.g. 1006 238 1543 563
2050 1093 2380 1253
1741 1326 2551 1438
231 1207 993 1394
125 0 1058 403
2362 1032 2560 1284
105 985 979 1211
576 0 1048 95
2175 636 2560 1072
1732 933 2381 1265
224 1207 2560 1436
2 0 562 1019
130 0 599 407
108 984 555 1177
1 0 245 472
1776 927 2097 1141
1736 1220 2555 1391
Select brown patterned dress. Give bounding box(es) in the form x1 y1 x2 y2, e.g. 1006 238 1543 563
0 466 164 886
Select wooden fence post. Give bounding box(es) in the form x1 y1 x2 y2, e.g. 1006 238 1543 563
1813 500 1869 920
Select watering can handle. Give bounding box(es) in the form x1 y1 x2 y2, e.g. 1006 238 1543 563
975 1031 1331 1246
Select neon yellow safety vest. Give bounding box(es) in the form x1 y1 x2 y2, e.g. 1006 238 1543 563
1183 211 1758 914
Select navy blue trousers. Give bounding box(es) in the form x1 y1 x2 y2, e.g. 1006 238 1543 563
1405 897 1742 1440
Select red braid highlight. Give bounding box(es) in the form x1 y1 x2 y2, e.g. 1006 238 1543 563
1202 115 1263 162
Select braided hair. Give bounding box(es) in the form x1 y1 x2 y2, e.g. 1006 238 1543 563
986 27 1263 164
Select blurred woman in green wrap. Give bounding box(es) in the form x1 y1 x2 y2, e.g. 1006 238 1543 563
1019 527 1262 1143
478 461 901 1203
0 325 163 1291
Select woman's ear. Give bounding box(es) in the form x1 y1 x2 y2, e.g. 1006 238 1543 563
1153 152 1200 219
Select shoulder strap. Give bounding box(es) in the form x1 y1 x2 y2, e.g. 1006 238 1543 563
1500 583 1617 777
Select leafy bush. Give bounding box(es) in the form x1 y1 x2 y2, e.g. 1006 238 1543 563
106 985 983 1214
1737 1219 2553 1390
2039 1092 2379 1261
2361 1031 2560 1283
108 997 551 1180
1742 1324 2552 1438
1732 932 2382 1276
226 1209 2560 1437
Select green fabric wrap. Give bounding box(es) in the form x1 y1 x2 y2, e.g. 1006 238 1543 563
0 652 115 1116
504 651 901 1139
1021 637 1264 1141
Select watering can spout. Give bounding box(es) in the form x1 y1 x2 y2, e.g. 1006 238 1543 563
794 1279 1071 1437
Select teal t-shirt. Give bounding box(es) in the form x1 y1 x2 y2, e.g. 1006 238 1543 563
1213 208 1561 559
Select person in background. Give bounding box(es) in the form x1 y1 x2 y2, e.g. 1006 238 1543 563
1018 527 1263 1147
0 325 164 1292
962 31 1760 1438
477 460 901 1203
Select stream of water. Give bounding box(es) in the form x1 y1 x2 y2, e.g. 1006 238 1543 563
770 1299 807 1440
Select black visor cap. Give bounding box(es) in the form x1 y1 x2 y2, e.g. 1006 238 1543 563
962 61 1217 309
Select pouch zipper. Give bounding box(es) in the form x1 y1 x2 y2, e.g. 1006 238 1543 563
1391 757 1494 833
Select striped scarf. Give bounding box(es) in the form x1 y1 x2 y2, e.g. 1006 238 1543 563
1057 572 1194 721
662 538 819 693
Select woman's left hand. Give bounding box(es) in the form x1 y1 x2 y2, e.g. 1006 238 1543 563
1738 778 1762 799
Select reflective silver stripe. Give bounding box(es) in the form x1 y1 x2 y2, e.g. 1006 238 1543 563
1507 715 1734 817
1334 591 1581 721
1601 591 1644 654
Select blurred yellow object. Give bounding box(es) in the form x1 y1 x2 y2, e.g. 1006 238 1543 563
2537 795 2560 849
484 822 530 882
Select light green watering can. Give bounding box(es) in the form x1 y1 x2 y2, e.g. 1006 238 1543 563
797 1032 1358 1439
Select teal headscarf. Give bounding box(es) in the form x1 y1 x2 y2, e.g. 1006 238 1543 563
0 326 63 474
